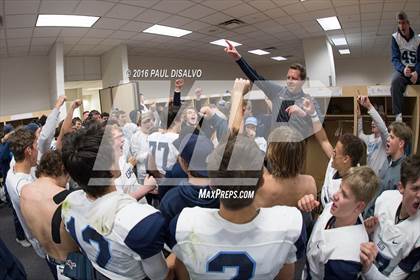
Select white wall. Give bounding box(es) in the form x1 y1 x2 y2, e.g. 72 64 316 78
128 55 245 100
64 56 101 81
0 56 50 116
102 45 129 88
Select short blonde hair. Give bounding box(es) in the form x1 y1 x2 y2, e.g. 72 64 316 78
342 166 379 205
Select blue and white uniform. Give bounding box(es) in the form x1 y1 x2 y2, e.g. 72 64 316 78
61 190 168 280
147 131 179 175
364 190 420 279
392 29 420 74
168 206 306 280
302 203 367 280
320 159 342 207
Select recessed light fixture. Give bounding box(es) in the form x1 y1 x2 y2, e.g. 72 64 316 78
36 14 99 27
210 39 242 47
339 49 350 55
271 56 287 61
331 37 347 46
248 49 270 55
142 24 192 37
317 16 341 31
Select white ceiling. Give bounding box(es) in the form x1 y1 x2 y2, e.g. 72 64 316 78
0 0 419 66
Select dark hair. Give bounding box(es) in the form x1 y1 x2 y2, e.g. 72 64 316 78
36 150 67 178
389 121 412 150
101 112 109 118
72 117 82 126
396 11 408 22
8 128 36 162
54 120 64 138
61 124 115 198
400 155 420 187
38 115 47 126
289 63 306 80
266 127 306 178
339 133 366 166
207 135 264 210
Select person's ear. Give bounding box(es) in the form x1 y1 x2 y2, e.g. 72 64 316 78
355 201 365 214
398 182 404 195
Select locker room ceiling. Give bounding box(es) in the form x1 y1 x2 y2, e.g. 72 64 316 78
0 0 419 65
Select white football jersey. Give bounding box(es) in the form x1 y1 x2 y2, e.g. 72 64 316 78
373 190 420 276
303 203 367 279
5 168 45 258
170 206 305 280
320 158 342 207
147 131 179 174
61 190 167 280
392 32 420 67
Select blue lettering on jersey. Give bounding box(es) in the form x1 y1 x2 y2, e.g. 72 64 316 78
82 226 111 268
206 251 256 280
149 141 170 170
376 252 391 272
65 217 111 268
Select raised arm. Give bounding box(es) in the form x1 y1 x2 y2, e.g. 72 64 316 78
224 40 281 100
56 99 81 150
228 78 251 134
359 96 389 145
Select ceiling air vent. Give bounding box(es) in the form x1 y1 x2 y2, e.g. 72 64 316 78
217 19 246 30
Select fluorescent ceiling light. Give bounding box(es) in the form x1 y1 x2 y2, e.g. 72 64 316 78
271 56 287 61
142 24 192 37
331 37 347 46
339 49 350 55
36 14 99 27
317 16 341 31
210 39 242 47
248 49 270 55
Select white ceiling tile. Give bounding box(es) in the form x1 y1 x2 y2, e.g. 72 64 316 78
383 2 404 12
336 5 360 15
274 16 295 25
302 0 333 11
361 12 381 21
74 0 115 16
72 44 98 51
263 8 287 19
223 3 259 18
93 18 128 30
7 38 30 46
30 45 51 52
6 28 33 39
8 45 29 55
178 4 216 19
309 9 336 19
247 0 277 11
282 3 306 15
101 38 122 46
0 40 6 48
360 3 383 13
105 4 145 20
33 27 61 37
119 0 160 8
200 13 232 25
85 28 114 38
180 21 211 32
109 30 137 40
242 12 270 24
331 0 359 7
152 1 195 13
201 1 242 11
255 20 287 33
160 15 193 27
0 31 4 40
60 28 89 37
5 0 40 15
5 15 37 28
31 37 57 45
120 21 152 32
136 10 171 23
78 38 103 44
39 1 79 14
339 14 360 23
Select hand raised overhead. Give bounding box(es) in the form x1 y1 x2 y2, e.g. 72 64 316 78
224 40 241 61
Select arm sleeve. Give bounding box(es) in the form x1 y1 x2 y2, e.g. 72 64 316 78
236 57 283 101
124 212 166 260
363 263 409 280
415 44 420 74
357 117 369 144
141 252 168 280
391 37 405 73
286 215 306 263
324 260 362 280
166 214 180 249
398 246 420 274
38 108 60 157
368 106 389 146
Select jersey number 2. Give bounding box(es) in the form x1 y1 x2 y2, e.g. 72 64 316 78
66 217 111 268
207 252 256 280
